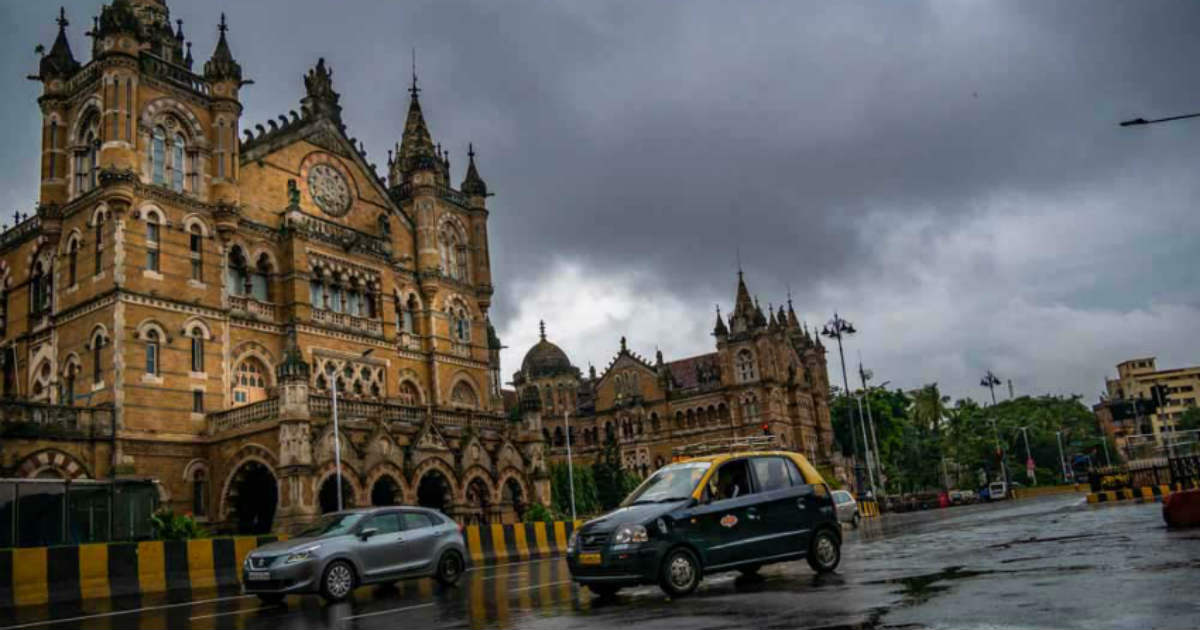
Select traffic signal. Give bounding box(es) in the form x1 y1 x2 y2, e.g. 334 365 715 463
761 423 771 436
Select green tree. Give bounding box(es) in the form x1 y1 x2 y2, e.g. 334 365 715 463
550 461 598 517
593 432 629 510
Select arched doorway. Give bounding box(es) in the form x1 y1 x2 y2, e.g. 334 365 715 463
464 477 492 525
503 478 526 521
371 475 401 506
319 475 355 514
227 461 277 534
417 469 452 514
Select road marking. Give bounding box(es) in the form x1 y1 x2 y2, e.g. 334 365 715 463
0 595 254 630
509 579 572 593
341 602 435 620
189 604 282 620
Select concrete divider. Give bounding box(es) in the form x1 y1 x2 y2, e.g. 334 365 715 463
1012 484 1087 500
859 500 881 518
1086 483 1199 504
0 520 586 611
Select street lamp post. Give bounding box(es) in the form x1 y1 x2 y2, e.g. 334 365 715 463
563 410 576 522
1016 426 1035 485
822 314 869 496
858 361 887 495
326 348 374 512
981 371 1008 490
1056 430 1069 483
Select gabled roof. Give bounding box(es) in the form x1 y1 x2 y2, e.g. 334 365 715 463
666 353 720 390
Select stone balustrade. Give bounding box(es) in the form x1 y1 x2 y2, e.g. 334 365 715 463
0 400 113 438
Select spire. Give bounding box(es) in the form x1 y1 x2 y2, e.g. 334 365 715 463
713 304 728 337
461 143 489 196
204 13 242 83
787 293 800 329
301 57 342 122
486 318 501 350
768 303 778 328
539 319 546 341
276 324 311 383
184 41 193 69
734 270 753 315
754 296 767 327
397 57 437 175
37 7 80 80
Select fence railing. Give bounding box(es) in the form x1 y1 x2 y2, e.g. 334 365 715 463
1089 455 1200 491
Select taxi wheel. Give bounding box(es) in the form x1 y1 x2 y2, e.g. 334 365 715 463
320 560 357 602
806 529 841 574
659 547 701 598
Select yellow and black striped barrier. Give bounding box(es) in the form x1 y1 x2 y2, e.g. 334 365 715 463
858 500 881 518
464 521 582 567
0 521 586 610
1087 482 1198 504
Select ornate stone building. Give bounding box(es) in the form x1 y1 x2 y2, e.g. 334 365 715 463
1 0 547 533
515 272 836 476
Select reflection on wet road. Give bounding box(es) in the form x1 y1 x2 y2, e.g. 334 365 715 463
3 494 1199 629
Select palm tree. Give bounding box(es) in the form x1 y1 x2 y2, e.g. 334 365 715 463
910 384 949 434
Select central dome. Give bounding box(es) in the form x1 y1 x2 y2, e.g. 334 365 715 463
520 321 574 378
521 339 572 376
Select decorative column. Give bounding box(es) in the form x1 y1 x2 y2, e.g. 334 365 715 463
274 326 317 532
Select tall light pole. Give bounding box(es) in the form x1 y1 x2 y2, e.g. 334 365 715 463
326 348 374 512
822 313 865 495
563 409 576 521
981 371 1007 488
858 359 886 495
1016 426 1035 485
1056 430 1070 483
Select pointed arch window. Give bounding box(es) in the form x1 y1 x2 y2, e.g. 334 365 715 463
227 247 249 296
63 363 77 406
74 111 100 196
172 133 185 192
403 295 417 334
216 120 226 179
144 329 159 375
232 358 268 406
190 328 205 373
92 336 103 384
189 225 203 280
48 121 57 178
145 220 160 272
152 127 166 185
736 349 757 383
251 255 271 301
192 469 208 517
67 239 78 286
0 287 7 337
30 259 52 316
94 218 104 275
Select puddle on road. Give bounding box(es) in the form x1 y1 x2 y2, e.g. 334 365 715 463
865 566 994 607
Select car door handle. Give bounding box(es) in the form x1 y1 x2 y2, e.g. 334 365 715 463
796 498 807 510
746 507 760 521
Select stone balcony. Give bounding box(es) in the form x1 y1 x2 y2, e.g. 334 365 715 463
207 395 509 436
311 308 384 337
0 399 114 439
229 295 279 321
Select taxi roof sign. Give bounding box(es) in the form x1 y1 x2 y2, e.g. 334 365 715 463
670 435 781 461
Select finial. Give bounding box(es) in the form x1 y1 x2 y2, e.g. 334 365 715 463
218 12 228 34
57 7 68 29
716 304 721 317
468 142 475 159
409 47 420 97
538 319 546 340
736 246 743 280
176 18 184 39
620 336 627 352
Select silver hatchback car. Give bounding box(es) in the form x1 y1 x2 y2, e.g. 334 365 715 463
832 490 861 527
242 506 467 603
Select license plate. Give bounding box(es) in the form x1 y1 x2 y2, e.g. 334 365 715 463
247 571 271 581
578 553 602 565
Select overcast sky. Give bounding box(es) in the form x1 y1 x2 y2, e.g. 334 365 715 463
4 1 1200 402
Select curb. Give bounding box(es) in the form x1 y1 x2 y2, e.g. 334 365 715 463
1086 484 1197 504
0 520 581 611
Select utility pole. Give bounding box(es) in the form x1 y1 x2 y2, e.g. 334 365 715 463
326 348 374 512
853 391 877 497
981 371 1000 405
981 371 1007 486
1056 430 1069 483
1017 426 1035 485
822 314 864 496
564 409 576 521
858 359 886 496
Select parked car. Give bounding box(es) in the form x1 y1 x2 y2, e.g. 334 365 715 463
566 450 843 598
832 490 861 527
242 506 466 603
988 481 1008 501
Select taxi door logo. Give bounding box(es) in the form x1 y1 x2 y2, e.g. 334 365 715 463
720 514 738 528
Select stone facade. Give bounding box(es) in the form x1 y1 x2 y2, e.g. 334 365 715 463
516 272 837 475
1 0 546 533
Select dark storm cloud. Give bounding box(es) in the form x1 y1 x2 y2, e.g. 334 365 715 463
4 1 1200 398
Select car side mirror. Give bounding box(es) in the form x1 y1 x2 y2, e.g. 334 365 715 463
796 485 815 497
359 527 378 540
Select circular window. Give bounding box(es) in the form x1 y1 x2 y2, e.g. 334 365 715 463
307 163 352 216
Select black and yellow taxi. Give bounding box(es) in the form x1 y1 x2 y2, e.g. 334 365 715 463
566 447 842 597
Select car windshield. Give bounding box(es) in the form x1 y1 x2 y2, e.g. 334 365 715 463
621 461 711 506
295 512 365 538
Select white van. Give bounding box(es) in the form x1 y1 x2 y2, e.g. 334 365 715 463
988 481 1008 500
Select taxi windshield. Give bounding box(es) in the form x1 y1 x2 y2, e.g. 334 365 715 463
621 461 711 507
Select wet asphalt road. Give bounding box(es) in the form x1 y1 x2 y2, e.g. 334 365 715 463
3 493 1198 630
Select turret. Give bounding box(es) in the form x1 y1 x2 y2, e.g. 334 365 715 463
713 305 729 338
204 13 244 206
32 9 80 205
461 144 488 198
391 75 438 186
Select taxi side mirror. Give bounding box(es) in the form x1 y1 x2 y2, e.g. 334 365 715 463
359 527 378 541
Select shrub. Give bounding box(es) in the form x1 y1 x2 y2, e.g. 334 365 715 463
522 502 555 523
150 509 209 540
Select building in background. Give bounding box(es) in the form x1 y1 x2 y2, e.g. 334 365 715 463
1 0 547 536
1096 357 1200 456
514 272 837 475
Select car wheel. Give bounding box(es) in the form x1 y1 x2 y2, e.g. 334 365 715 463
806 529 841 574
320 560 356 602
851 512 861 528
256 593 284 605
658 547 701 598
586 584 621 599
434 550 464 586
